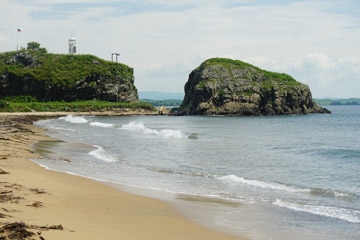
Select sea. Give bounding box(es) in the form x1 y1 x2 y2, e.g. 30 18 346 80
33 105 360 240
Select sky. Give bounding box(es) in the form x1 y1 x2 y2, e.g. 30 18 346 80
1 0 360 98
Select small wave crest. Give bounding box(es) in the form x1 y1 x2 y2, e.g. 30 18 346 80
310 188 358 201
89 145 117 162
218 175 309 193
273 199 360 223
120 121 187 139
219 175 358 201
90 122 114 128
177 193 243 206
148 167 213 178
312 148 360 160
59 115 88 124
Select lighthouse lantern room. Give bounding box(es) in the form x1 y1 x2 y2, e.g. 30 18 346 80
68 35 76 54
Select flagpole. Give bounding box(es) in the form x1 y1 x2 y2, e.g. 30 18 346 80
17 30 18 51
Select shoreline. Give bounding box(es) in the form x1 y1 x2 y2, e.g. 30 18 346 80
0 113 246 239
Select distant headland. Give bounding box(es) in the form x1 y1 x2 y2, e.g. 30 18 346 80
172 58 331 116
0 49 137 102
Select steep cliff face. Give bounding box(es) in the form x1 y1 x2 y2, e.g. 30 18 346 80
176 58 330 116
0 50 138 102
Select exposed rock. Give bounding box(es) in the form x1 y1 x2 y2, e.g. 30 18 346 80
0 50 138 102
174 58 330 116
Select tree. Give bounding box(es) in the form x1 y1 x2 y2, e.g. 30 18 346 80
27 42 40 50
26 41 47 53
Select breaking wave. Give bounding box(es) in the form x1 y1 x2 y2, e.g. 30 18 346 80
59 115 88 124
218 174 309 193
120 121 187 139
218 175 358 200
273 199 360 223
89 121 114 128
309 188 358 201
89 145 117 163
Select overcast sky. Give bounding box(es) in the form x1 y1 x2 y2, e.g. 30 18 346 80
1 0 360 98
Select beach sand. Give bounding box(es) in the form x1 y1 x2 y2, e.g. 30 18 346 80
0 113 246 240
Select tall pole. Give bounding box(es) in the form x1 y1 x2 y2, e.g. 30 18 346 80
17 30 18 51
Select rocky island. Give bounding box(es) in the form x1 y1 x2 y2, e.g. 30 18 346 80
0 50 138 102
175 58 330 116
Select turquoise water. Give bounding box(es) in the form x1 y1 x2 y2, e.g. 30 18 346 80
33 106 360 240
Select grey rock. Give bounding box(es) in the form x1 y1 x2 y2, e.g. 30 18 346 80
174 58 330 116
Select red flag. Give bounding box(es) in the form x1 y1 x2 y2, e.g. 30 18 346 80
17 28 21 32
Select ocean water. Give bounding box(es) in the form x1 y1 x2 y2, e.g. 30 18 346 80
33 106 360 240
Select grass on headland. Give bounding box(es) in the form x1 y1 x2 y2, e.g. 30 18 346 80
0 97 156 113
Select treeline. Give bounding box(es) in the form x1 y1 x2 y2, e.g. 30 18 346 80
0 96 156 112
315 98 360 106
140 99 183 107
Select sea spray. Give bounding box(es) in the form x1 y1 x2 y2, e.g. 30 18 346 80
89 145 117 163
59 115 88 124
120 121 187 139
89 121 114 128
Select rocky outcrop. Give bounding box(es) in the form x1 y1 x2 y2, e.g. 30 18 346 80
0 50 138 102
174 58 330 116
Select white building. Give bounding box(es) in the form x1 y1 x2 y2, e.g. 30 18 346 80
68 35 76 54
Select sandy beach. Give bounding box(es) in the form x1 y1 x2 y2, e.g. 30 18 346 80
0 112 245 240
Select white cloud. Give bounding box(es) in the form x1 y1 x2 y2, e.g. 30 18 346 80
0 0 360 97
245 53 360 98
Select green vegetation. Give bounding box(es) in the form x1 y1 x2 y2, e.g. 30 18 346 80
140 99 183 107
315 98 360 106
203 58 297 82
197 58 304 91
0 98 156 113
196 79 216 89
0 49 135 102
27 41 47 53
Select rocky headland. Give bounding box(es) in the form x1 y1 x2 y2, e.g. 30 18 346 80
0 50 138 102
174 58 330 116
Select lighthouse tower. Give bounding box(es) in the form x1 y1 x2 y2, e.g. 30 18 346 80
68 35 76 54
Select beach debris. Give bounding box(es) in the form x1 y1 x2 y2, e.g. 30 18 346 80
30 188 47 195
0 156 8 160
0 169 9 175
41 225 63 231
0 222 64 239
3 183 22 190
59 157 71 163
37 232 46 240
27 201 43 208
29 224 63 231
0 212 11 219
0 191 12 195
0 222 35 239
1 208 12 213
0 193 23 204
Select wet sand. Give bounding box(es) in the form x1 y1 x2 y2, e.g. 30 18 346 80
0 112 246 240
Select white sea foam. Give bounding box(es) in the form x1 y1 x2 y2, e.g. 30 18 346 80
218 175 310 193
89 145 117 162
89 121 114 128
35 119 51 125
59 115 88 124
273 199 360 223
50 126 76 132
219 175 358 201
120 121 186 139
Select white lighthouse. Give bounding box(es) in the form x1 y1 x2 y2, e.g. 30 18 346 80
68 35 76 54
